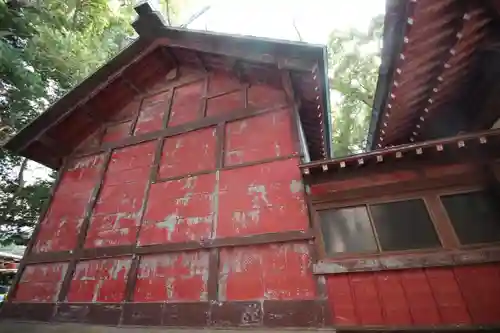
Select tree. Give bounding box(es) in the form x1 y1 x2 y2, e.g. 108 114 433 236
328 15 384 157
0 0 134 245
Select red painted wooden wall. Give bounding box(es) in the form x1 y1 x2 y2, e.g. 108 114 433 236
11 65 500 328
12 67 315 313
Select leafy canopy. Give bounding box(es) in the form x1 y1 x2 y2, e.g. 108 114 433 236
0 0 134 245
328 15 383 157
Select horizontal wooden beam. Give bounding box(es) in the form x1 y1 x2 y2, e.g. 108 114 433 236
75 103 290 160
23 230 314 264
2 301 500 330
314 246 500 274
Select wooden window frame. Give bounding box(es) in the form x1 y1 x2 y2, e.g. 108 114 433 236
311 183 500 274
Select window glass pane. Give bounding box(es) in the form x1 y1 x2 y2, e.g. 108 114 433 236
441 191 500 245
318 206 378 255
370 199 440 251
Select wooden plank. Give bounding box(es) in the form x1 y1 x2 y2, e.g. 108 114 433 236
313 247 500 274
5 157 70 302
79 103 290 157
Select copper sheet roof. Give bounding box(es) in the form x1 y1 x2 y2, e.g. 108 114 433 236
368 0 494 150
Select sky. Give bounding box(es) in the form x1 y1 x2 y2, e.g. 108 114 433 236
24 0 385 182
155 0 385 43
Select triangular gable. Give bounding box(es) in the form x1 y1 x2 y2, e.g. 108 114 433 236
4 2 331 168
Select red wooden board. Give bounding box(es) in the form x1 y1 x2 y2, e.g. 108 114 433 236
134 251 209 302
206 90 244 117
134 91 170 135
138 173 217 246
224 109 294 166
219 242 315 301
14 262 68 302
85 142 155 248
102 121 131 144
426 268 470 324
454 264 500 324
325 266 484 327
168 81 204 127
67 257 131 303
247 84 286 110
217 158 308 238
34 155 105 253
207 71 241 96
158 127 216 180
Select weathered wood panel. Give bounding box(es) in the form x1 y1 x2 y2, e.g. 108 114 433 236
217 158 308 238
324 264 500 327
13 262 68 302
133 251 209 302
224 109 294 166
133 91 170 135
139 173 216 246
218 242 316 301
85 142 155 248
157 127 216 179
66 257 131 302
33 155 105 253
168 80 204 127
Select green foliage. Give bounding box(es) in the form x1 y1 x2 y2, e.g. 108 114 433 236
0 0 134 245
328 15 383 157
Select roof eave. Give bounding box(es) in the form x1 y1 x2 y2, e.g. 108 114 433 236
366 0 411 151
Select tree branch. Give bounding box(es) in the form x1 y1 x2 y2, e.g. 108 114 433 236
292 19 303 42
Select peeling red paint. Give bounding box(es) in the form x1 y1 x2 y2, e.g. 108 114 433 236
206 91 244 117
247 84 286 109
134 251 209 302
168 81 204 127
139 173 217 246
14 262 68 302
219 243 315 301
85 142 155 248
225 109 294 166
158 127 216 179
207 71 241 96
34 155 105 253
218 158 308 238
134 91 170 135
67 257 131 303
102 121 131 144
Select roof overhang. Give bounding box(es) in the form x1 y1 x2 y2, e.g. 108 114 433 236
367 0 494 150
4 2 331 168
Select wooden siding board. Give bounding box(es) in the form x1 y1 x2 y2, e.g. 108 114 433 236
224 109 294 166
33 155 105 253
168 80 204 127
217 158 308 238
400 269 441 326
133 251 209 302
134 91 171 135
102 121 131 144
349 273 384 326
138 173 217 246
13 262 68 303
206 90 245 117
66 257 131 303
157 127 217 179
375 271 412 326
326 274 358 326
218 243 315 302
85 142 155 248
454 264 500 325
425 267 471 325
